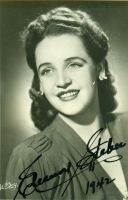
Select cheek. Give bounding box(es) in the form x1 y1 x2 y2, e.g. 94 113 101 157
72 68 96 87
40 78 55 95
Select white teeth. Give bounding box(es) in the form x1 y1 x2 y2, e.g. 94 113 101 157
60 91 77 98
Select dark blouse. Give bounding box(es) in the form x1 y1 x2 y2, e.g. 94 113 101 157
6 113 128 200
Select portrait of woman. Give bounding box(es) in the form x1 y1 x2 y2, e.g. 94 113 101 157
5 5 128 200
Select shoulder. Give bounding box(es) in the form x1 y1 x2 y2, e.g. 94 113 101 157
12 122 56 159
107 112 128 126
116 112 128 122
6 120 66 181
5 126 56 199
108 112 128 123
115 112 128 131
107 112 128 142
6 123 57 180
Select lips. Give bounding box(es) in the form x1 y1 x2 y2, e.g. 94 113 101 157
57 89 79 101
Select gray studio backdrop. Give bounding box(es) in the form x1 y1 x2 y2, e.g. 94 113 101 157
1 2 128 198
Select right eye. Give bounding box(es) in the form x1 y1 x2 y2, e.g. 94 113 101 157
40 68 54 76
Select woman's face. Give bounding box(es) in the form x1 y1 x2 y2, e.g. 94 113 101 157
35 34 98 116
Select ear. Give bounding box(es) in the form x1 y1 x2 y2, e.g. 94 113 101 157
97 60 107 81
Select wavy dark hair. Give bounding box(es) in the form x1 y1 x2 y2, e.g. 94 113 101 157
22 7 117 130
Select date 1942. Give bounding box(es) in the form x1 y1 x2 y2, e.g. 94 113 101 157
86 177 115 194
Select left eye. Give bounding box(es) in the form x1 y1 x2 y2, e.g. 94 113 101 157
67 62 83 68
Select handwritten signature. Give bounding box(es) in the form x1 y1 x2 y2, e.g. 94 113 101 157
14 128 126 199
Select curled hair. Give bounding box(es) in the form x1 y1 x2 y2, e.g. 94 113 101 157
22 7 117 130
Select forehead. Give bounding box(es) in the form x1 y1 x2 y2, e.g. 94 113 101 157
35 34 93 66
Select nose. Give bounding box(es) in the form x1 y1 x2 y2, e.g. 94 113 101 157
56 72 72 89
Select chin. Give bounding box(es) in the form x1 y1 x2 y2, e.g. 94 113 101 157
57 104 91 117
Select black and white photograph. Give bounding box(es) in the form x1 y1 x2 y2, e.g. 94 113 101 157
1 1 128 199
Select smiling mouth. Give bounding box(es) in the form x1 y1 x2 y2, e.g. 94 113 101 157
57 90 80 101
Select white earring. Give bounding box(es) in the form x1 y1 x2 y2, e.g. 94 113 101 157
99 72 108 80
98 63 108 81
38 90 43 96
40 85 44 96
92 81 95 85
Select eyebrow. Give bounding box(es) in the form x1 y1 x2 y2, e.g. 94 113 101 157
65 56 87 63
38 56 87 71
